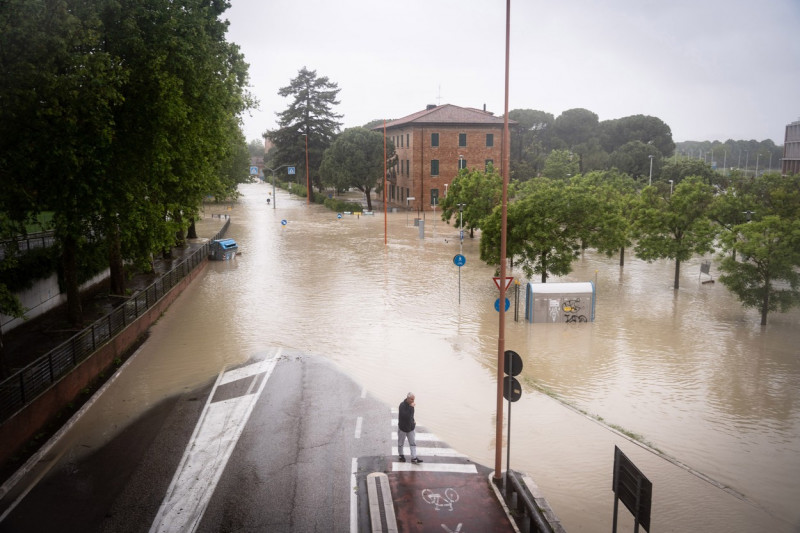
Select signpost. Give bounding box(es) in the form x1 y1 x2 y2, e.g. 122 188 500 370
503 349 522 495
612 446 652 532
453 254 466 303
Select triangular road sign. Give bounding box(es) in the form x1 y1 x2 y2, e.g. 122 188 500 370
493 276 514 291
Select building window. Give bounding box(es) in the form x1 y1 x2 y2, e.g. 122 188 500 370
431 159 439 176
486 133 494 147
458 158 467 170
406 133 409 147
406 160 410 176
401 160 404 175
431 189 439 207
431 132 439 147
485 159 494 171
459 133 467 147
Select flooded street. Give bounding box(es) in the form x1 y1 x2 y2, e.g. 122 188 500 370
42 183 800 531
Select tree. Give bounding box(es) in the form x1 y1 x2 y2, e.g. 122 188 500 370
319 128 394 211
659 158 715 187
268 67 342 201
509 109 554 178
439 166 506 239
600 114 675 157
541 150 580 180
608 141 662 182
633 176 716 289
717 216 800 326
480 178 587 282
551 108 599 149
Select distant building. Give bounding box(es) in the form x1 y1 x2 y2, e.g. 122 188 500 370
374 104 514 212
782 120 800 175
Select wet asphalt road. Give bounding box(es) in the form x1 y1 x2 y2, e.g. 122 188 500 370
0 351 390 533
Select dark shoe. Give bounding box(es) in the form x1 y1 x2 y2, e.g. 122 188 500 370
398 455 406 462
411 458 423 464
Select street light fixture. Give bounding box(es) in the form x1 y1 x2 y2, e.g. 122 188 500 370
266 164 295 209
668 179 673 197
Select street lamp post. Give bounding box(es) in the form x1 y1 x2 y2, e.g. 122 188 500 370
648 155 654 186
266 164 294 209
302 133 310 204
457 203 466 304
668 179 673 197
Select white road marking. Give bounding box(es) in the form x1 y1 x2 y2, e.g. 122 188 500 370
350 457 358 533
391 431 440 442
360 387 367 399
391 447 466 458
392 463 477 473
149 353 279 533
355 416 363 439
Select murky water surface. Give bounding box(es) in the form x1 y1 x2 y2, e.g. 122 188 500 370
56 184 800 531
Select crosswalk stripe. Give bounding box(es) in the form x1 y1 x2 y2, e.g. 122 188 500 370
391 431 439 441
391 462 477 473
391 447 466 458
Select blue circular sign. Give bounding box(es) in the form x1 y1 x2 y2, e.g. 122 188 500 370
337 213 342 219
453 254 466 267
495 298 510 312
281 219 287 226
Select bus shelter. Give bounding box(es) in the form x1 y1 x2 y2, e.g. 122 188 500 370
525 281 595 323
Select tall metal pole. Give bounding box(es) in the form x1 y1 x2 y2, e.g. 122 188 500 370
304 133 310 204
494 0 511 482
648 155 654 186
384 119 388 246
272 170 276 209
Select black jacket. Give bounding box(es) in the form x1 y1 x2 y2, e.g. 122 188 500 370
398 399 416 433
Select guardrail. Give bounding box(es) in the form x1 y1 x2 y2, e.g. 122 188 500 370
504 470 565 533
0 219 230 423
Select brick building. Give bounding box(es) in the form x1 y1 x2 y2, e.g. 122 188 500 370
782 119 800 176
375 104 513 212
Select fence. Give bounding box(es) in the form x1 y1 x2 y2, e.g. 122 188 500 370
0 230 57 260
0 219 230 423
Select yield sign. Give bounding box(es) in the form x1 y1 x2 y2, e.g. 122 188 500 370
493 276 514 291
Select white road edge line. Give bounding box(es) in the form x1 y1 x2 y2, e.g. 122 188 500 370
350 457 358 533
149 350 280 533
355 416 363 439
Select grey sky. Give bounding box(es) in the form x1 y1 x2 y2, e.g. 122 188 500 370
225 0 800 145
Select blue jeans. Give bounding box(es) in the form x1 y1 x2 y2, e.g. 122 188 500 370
398 429 417 459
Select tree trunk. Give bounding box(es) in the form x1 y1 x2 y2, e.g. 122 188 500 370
761 278 770 326
187 219 198 239
365 188 373 211
619 246 625 267
62 235 83 327
673 258 681 290
174 212 185 248
108 225 125 296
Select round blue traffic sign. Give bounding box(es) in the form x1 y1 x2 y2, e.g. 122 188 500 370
495 298 510 312
281 219 287 226
337 213 342 219
453 254 466 267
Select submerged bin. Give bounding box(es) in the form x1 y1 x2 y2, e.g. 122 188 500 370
210 238 238 261
525 281 595 323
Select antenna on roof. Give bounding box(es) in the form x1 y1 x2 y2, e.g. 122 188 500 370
435 85 443 105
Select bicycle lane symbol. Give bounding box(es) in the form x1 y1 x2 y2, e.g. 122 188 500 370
421 487 463 531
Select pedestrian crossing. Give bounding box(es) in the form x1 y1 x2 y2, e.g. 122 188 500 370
390 410 477 473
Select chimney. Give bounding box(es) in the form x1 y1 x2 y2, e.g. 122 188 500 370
483 103 486 112
426 104 436 110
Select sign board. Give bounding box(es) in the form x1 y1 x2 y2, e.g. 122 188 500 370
494 298 510 312
288 167 296 175
503 376 522 402
493 276 514 291
612 446 652 532
249 166 259 175
453 254 466 267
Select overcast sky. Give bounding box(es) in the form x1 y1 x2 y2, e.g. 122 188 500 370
224 0 800 145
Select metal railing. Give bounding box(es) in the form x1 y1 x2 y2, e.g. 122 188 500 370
504 470 562 533
0 219 230 423
0 230 57 260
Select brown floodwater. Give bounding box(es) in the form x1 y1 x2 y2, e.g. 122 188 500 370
25 183 800 531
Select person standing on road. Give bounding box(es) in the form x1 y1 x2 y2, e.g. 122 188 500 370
398 392 423 464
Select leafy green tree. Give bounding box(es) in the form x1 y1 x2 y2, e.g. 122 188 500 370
481 178 587 282
541 150 580 180
268 67 343 201
609 141 661 182
509 109 554 178
659 158 715 187
551 108 599 149
633 176 716 289
718 216 800 325
439 166 506 239
600 114 675 157
319 128 394 211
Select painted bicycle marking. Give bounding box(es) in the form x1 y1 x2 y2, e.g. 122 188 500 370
421 487 460 511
